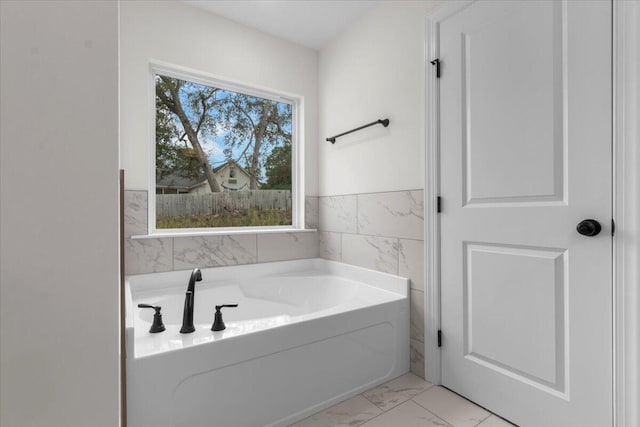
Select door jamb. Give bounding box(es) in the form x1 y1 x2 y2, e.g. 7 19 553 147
424 2 639 426
613 1 639 426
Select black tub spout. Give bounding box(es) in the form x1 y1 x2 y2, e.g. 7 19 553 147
180 268 202 333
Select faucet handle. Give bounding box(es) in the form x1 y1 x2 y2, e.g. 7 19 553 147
212 304 238 331
137 304 166 333
215 304 238 310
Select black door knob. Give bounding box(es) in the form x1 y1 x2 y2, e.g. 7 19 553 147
576 219 601 236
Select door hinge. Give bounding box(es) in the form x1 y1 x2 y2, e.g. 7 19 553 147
430 58 441 78
437 330 442 347
437 196 442 213
611 218 615 236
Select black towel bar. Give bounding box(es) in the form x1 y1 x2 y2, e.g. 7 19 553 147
326 118 390 144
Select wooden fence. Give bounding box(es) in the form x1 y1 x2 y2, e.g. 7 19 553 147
156 190 291 217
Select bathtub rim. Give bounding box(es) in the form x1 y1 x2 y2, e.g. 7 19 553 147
125 258 409 359
126 258 408 327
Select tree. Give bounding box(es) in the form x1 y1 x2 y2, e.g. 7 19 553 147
262 142 291 189
155 76 222 192
220 94 291 189
155 96 201 181
155 75 293 193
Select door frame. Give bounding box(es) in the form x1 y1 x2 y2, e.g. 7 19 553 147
423 1 639 426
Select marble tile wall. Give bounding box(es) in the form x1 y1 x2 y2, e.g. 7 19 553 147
318 190 426 378
123 190 319 275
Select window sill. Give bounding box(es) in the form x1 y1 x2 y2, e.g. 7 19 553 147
130 227 317 240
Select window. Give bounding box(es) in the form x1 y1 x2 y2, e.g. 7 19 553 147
151 65 301 233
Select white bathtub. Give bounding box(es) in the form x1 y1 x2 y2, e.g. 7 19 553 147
125 258 409 427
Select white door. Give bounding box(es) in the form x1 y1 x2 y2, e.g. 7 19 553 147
439 1 612 426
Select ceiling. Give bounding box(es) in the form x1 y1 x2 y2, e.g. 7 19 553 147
182 1 380 50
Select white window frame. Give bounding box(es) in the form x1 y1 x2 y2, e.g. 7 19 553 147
147 62 305 236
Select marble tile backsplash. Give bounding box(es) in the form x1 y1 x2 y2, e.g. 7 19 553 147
357 191 424 240
125 237 173 274
341 234 399 275
318 189 426 378
257 232 319 263
123 191 319 275
124 190 147 238
173 235 257 270
305 196 319 230
318 195 358 233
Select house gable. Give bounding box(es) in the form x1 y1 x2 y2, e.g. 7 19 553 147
213 160 256 191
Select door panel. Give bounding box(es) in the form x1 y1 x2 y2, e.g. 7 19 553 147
439 1 612 426
464 243 566 391
462 1 564 205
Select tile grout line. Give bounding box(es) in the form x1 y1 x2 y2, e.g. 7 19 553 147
409 391 459 427
317 229 424 242
410 386 495 427
358 390 408 415
356 194 360 235
439 385 495 425
317 188 425 198
474 412 494 426
395 237 400 276
358 390 452 427
356 379 438 422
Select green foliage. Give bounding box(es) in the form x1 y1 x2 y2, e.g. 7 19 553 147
156 208 291 228
261 142 291 189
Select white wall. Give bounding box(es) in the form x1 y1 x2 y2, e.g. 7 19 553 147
120 0 319 196
0 1 120 427
318 1 442 196
316 0 442 378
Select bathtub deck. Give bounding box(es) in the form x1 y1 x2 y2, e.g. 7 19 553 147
290 372 515 427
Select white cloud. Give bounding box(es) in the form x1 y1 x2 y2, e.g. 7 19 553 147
201 136 225 163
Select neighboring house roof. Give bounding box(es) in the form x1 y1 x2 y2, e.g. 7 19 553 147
156 173 206 190
156 160 258 190
212 159 251 177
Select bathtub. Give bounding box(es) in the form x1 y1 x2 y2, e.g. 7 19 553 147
125 258 409 427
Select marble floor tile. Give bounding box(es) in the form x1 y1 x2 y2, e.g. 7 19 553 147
412 387 490 427
362 373 433 412
360 401 451 427
291 395 382 427
477 414 517 426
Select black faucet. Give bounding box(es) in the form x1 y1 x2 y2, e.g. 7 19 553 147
180 268 202 333
137 304 166 333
